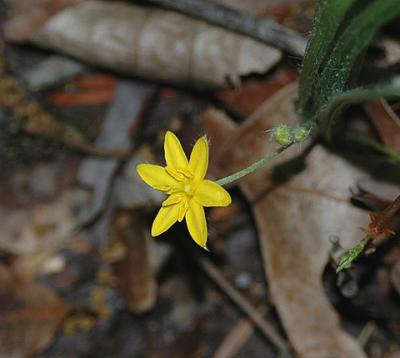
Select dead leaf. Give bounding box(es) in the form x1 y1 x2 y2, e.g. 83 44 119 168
365 98 400 154
112 209 157 314
0 68 125 159
5 0 281 88
357 177 400 204
216 67 298 115
5 0 82 42
202 84 368 357
71 74 117 90
0 189 86 282
49 90 114 107
216 0 313 28
0 280 69 358
48 74 117 107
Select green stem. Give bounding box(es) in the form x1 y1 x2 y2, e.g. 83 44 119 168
348 133 400 162
216 145 289 186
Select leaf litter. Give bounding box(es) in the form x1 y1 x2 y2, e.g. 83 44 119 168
202 83 369 357
1 0 400 356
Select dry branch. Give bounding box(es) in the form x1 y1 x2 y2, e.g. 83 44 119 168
199 257 290 356
145 0 307 57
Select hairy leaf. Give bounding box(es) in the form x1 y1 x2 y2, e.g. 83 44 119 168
298 0 356 113
318 84 400 139
315 0 400 113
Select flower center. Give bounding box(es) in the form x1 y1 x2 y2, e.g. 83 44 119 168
183 180 195 197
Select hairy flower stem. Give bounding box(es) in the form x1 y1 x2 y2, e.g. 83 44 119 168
216 145 290 186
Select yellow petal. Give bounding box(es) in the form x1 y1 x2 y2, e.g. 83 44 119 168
194 180 231 207
151 204 180 236
178 199 189 222
162 193 184 207
164 131 188 169
185 200 207 248
137 164 178 192
165 166 193 181
189 136 209 181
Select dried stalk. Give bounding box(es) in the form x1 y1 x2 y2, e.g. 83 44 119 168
199 257 291 356
145 0 307 56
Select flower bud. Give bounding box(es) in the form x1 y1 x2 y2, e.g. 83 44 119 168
293 125 309 142
272 124 294 146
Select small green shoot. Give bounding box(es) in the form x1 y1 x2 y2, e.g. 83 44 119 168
336 236 371 273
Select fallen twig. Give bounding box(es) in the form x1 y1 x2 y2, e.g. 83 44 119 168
198 257 291 357
145 0 306 57
357 321 376 348
214 305 268 358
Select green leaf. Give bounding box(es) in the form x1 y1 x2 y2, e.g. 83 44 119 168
347 132 400 162
336 236 371 273
298 0 356 114
318 83 400 139
315 0 400 114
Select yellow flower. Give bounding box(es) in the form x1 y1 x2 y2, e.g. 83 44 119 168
137 131 231 248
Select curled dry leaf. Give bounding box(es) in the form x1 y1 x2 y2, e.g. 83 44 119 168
202 84 368 357
5 0 83 42
5 0 281 88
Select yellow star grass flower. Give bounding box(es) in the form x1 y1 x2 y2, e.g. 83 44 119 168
137 131 231 248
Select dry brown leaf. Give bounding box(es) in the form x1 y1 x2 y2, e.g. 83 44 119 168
5 0 281 88
357 178 400 206
216 67 298 115
0 190 86 282
112 209 157 314
202 84 368 357
216 0 314 26
365 98 400 153
0 281 69 357
249 148 369 358
5 0 83 42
